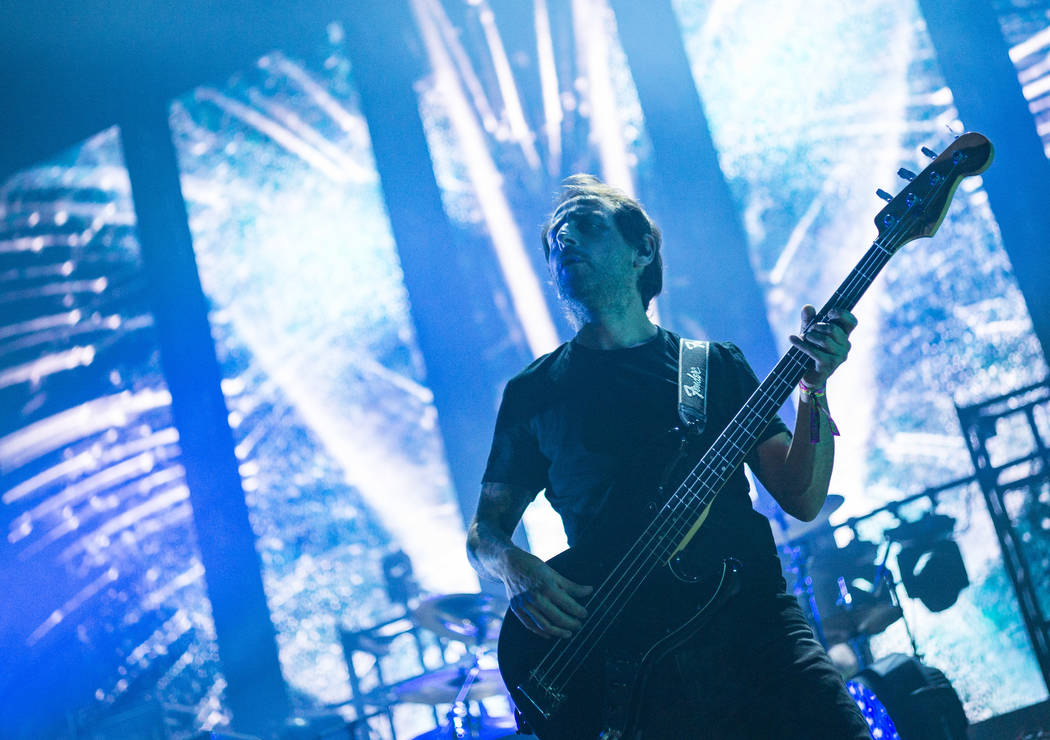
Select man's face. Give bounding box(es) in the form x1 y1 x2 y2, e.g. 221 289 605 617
547 197 641 307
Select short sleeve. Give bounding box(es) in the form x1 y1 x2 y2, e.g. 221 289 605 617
718 342 791 469
481 378 550 493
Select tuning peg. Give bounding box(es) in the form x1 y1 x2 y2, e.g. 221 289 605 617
876 188 893 202
921 146 938 159
897 168 917 181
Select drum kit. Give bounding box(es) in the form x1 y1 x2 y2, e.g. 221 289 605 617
342 590 524 740
773 494 911 673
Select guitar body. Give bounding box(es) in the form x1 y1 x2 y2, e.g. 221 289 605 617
497 548 741 739
497 432 744 740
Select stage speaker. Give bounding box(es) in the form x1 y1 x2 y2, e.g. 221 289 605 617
853 653 967 740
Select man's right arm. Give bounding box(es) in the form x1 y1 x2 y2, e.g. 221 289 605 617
467 482 592 639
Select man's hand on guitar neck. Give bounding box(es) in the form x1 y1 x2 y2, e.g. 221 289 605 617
467 481 593 640
756 304 858 522
789 304 857 386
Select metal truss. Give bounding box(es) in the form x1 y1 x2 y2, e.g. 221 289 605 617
957 379 1050 692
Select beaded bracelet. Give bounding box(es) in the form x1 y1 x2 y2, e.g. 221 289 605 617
799 379 840 443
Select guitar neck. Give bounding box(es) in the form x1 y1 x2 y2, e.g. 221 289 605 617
655 133 997 552
737 236 897 446
656 235 898 555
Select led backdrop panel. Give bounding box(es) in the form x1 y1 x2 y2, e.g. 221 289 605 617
0 128 226 738
672 0 1049 719
995 0 1050 156
168 28 478 733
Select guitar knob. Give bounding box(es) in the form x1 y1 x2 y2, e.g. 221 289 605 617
921 146 938 159
876 188 893 202
897 168 917 181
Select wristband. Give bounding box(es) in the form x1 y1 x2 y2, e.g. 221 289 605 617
799 379 839 443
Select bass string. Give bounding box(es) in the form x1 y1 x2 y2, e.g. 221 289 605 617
529 488 703 687
530 160 962 691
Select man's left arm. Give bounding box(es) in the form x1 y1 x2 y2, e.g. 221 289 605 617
754 305 857 521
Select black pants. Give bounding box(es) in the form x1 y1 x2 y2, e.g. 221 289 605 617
639 591 872 739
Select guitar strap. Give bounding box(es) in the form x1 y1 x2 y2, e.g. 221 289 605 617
678 338 709 435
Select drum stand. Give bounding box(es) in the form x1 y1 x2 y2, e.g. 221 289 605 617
340 611 444 740
433 607 507 740
437 650 487 740
783 539 830 647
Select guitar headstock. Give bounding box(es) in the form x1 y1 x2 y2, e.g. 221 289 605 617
875 132 994 252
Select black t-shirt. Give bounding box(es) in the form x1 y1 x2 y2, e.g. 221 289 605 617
483 328 790 587
482 329 789 579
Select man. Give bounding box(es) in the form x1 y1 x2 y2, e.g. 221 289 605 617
467 175 871 738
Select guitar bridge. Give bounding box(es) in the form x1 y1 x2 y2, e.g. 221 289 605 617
520 671 565 720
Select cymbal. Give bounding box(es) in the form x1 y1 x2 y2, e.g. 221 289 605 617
389 662 506 705
821 602 903 643
817 580 902 642
856 602 903 636
773 494 844 545
413 592 507 643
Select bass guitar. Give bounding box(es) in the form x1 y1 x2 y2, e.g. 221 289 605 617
496 132 994 739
